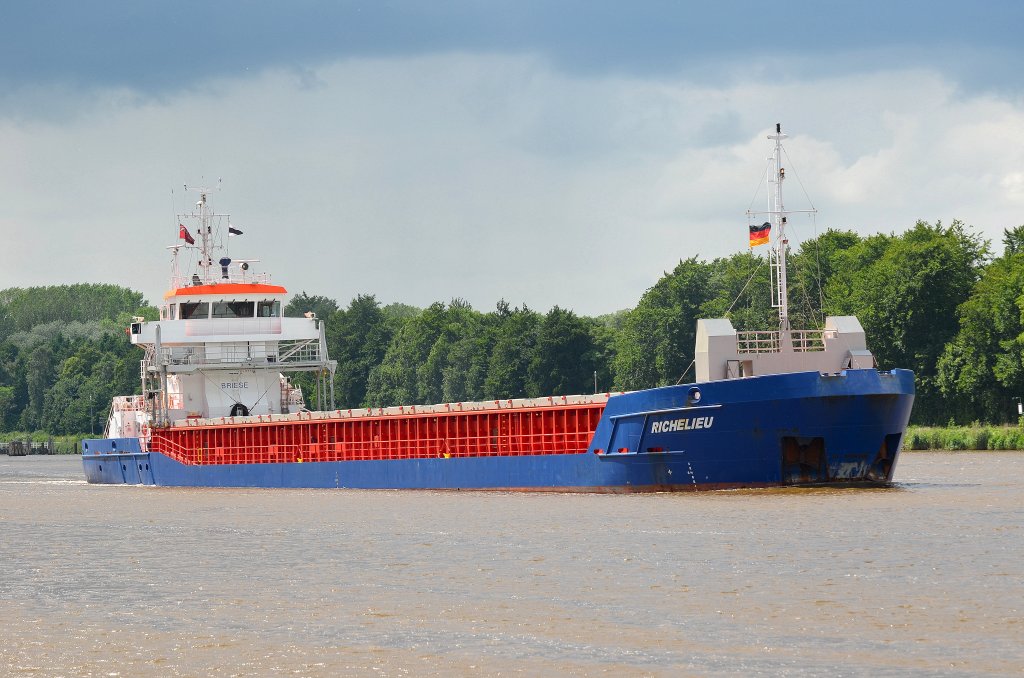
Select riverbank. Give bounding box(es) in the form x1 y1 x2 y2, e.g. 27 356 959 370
906 424 1024 451
0 432 83 455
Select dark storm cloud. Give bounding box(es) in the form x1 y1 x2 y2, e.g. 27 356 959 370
3 0 1021 96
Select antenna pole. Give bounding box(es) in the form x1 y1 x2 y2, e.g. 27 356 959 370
768 123 790 332
170 246 180 288
199 192 211 283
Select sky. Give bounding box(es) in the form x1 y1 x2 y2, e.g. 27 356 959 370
2 1 1023 316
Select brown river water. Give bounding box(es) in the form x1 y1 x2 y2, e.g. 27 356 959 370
0 452 1021 677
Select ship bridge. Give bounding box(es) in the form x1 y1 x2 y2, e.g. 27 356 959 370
134 279 331 372
115 186 337 431
129 276 336 427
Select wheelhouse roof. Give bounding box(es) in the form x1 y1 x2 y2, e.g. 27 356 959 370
164 283 288 300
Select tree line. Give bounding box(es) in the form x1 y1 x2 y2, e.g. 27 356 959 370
0 285 153 435
1 219 1022 436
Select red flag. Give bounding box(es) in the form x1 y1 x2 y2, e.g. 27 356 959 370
179 224 195 245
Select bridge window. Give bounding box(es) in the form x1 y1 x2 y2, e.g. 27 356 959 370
180 302 210 319
257 301 280 318
212 301 255 319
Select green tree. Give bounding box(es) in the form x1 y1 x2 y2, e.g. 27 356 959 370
827 220 988 423
382 302 422 322
21 344 54 430
787 229 862 329
0 305 12 344
284 292 338 319
327 294 393 408
613 256 717 390
699 252 775 332
0 284 146 331
937 225 1024 423
614 305 668 390
484 303 540 399
0 385 15 432
527 307 597 396
1003 225 1024 255
441 308 495 403
589 316 619 394
413 300 479 404
366 302 452 406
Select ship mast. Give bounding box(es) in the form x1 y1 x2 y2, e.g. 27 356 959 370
181 181 224 285
768 123 790 332
199 191 211 283
746 124 814 335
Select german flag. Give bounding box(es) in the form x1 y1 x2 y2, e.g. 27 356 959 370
749 221 771 247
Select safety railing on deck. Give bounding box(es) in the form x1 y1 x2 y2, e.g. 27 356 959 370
170 272 273 288
736 331 780 354
792 329 834 351
149 339 323 368
110 395 147 413
282 385 305 409
736 329 835 354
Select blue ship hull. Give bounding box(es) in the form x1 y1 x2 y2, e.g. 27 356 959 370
82 368 914 491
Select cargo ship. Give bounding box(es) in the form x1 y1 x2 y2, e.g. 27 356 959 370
82 126 915 490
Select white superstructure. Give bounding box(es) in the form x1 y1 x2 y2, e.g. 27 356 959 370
107 187 336 437
695 124 876 382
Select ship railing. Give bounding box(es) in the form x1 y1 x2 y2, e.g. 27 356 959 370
102 400 116 438
148 431 193 464
148 339 323 368
791 329 834 352
276 339 322 363
110 394 147 413
169 271 273 288
103 395 152 439
283 386 305 408
736 331 780 353
106 394 180 415
736 329 834 354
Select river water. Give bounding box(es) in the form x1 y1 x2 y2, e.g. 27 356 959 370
0 452 1021 677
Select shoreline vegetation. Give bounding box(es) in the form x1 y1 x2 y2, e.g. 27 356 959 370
905 424 1024 451
0 431 84 455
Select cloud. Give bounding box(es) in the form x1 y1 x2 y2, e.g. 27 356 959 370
1 54 1022 316
3 1 1022 104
